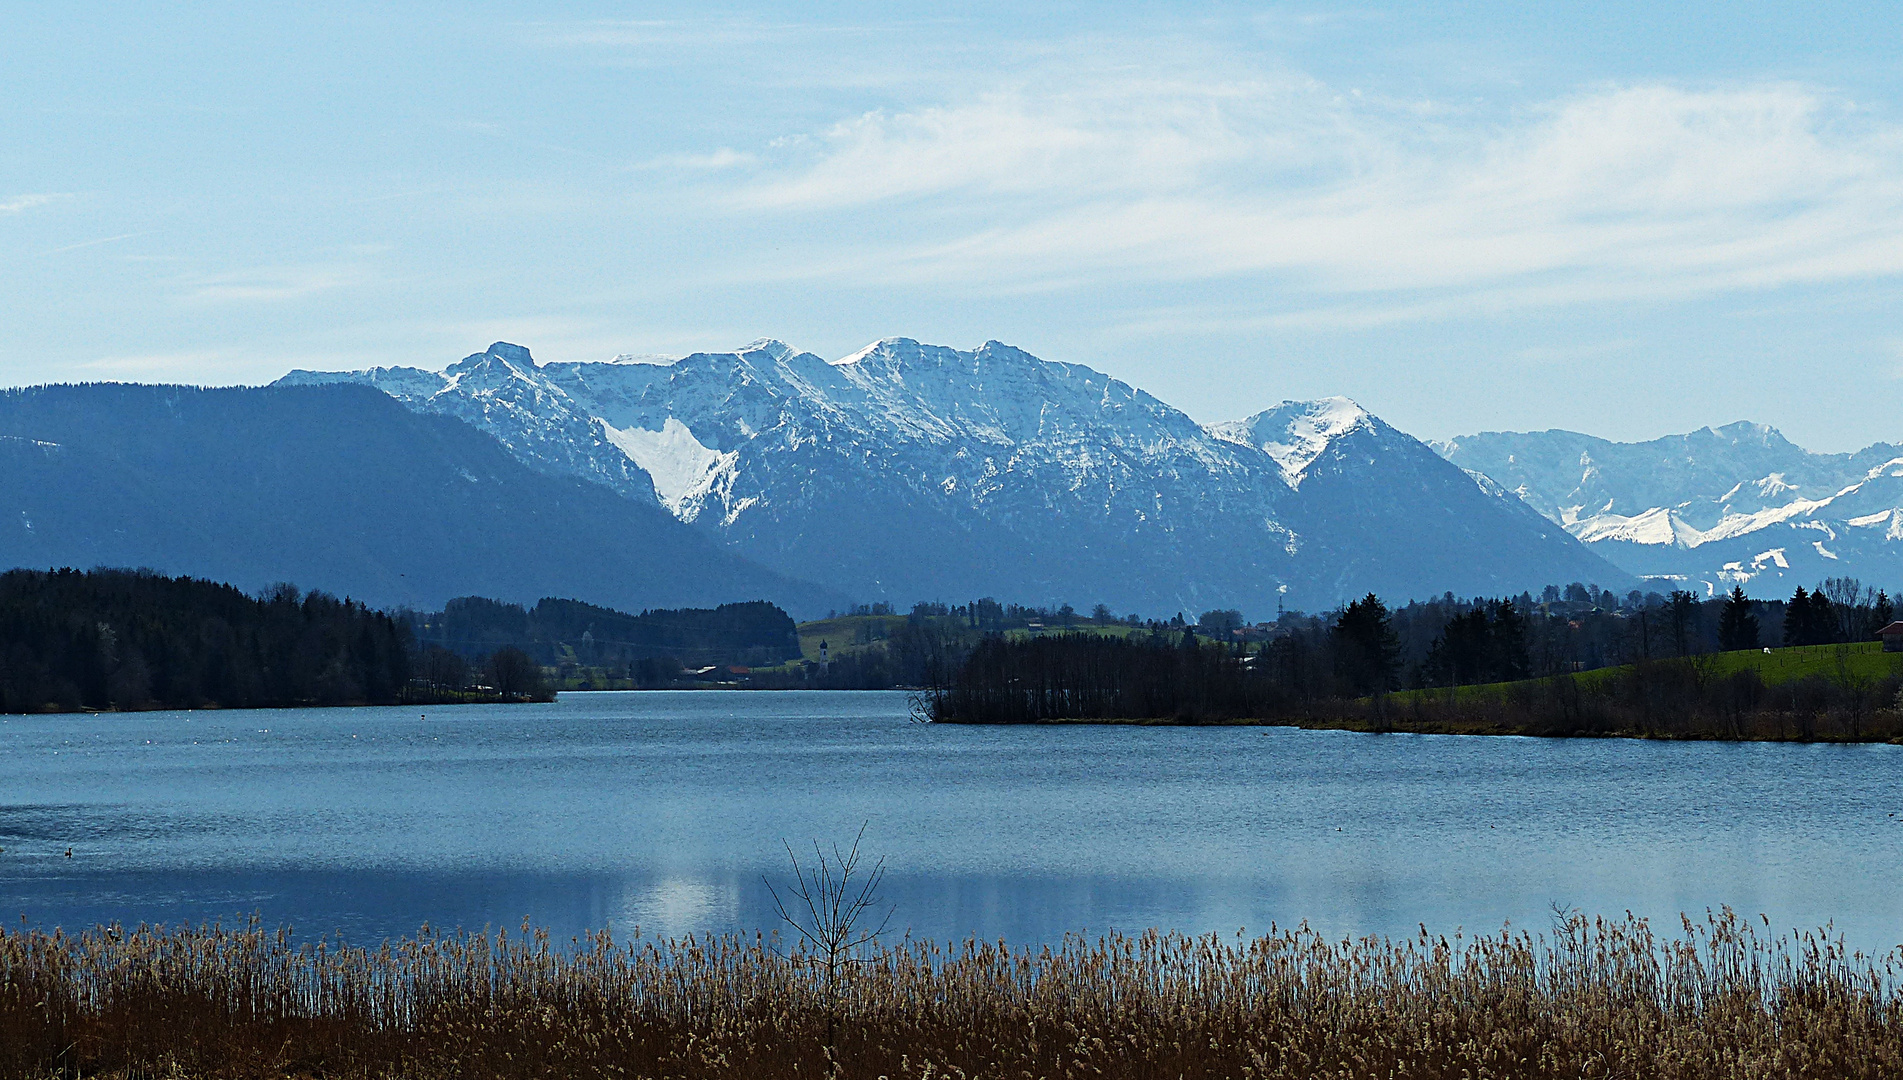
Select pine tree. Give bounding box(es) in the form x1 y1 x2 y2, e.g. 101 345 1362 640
1489 600 1532 681
1782 587 1808 646
1718 586 1760 651
1333 593 1401 695
1781 586 1836 647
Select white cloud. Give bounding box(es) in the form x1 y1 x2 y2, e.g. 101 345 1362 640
737 71 1332 210
636 147 758 171
1 193 63 214
530 18 795 49
720 72 1903 314
184 264 373 304
42 232 141 256
74 348 288 383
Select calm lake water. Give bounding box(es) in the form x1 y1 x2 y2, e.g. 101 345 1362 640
3 690 1902 953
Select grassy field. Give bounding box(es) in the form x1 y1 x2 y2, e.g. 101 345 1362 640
785 616 1148 666
1395 639 1903 705
1000 622 1147 642
790 614 909 663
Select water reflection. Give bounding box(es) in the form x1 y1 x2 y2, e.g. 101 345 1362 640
2 693 1902 953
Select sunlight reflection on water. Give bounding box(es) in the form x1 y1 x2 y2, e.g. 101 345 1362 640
2 691 1902 953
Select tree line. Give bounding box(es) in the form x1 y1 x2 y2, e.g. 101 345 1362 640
0 568 549 713
800 578 1903 697
409 595 800 683
922 577 1903 737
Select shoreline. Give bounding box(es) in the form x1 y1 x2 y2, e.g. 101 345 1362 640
935 713 1903 743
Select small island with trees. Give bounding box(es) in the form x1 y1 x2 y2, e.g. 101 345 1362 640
918 581 1903 741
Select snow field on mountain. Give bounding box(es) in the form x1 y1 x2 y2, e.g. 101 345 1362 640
277 338 1630 609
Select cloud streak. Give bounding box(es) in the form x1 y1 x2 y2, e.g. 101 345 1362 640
184 264 374 304
714 69 1903 317
42 232 142 256
1 194 64 214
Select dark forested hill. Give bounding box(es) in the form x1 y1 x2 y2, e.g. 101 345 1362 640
413 595 801 667
0 568 419 712
0 383 842 618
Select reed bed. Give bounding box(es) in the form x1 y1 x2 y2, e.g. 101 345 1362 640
3 910 1901 1079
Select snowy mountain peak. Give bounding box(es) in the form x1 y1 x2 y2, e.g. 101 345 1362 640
737 338 795 361
1709 420 1795 450
445 342 542 382
1209 397 1375 487
1439 423 1903 595
1282 396 1371 442
831 337 922 367
274 337 1630 608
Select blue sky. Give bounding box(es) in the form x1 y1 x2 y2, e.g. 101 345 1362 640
3 2 1900 450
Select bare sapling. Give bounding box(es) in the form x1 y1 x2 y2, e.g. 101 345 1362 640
765 823 894 1075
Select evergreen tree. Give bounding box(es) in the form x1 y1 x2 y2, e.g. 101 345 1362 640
1333 594 1400 695
1782 587 1808 646
1424 608 1490 686
1718 586 1761 651
1667 590 1700 656
1782 586 1835 647
1489 600 1531 681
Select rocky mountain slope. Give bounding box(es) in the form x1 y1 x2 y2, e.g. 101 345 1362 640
0 383 841 617
282 339 1631 613
1210 400 1618 604
1436 425 1903 595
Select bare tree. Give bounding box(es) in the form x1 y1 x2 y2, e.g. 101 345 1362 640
1819 576 1867 642
766 824 893 1074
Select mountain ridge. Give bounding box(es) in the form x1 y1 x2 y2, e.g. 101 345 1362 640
0 382 845 618
281 338 1635 611
1436 423 1903 595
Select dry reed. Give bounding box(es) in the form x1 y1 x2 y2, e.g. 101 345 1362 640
3 910 1900 1079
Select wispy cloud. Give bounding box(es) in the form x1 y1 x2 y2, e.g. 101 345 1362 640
530 18 799 49
184 264 374 304
1 193 65 214
74 348 275 383
710 66 1903 318
634 147 758 172
42 232 141 256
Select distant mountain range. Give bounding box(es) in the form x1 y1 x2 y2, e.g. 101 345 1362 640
279 338 1632 612
0 383 841 617
10 338 1879 618
1436 425 1903 596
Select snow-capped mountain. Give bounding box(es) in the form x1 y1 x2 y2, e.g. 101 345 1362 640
1436 424 1903 595
279 339 1633 612
0 382 840 618
1211 399 1623 603
280 343 661 504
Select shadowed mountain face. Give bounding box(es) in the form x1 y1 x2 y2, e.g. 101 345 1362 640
1438 425 1903 596
0 383 842 618
1210 401 1623 604
282 339 1634 612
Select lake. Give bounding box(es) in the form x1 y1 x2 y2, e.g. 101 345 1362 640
3 690 1902 953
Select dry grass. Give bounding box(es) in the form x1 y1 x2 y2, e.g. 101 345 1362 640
5 911 1903 1078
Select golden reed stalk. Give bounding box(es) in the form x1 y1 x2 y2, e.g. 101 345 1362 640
3 910 1900 1078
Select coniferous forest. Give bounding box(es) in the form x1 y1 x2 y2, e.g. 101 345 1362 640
0 568 549 713
923 583 1903 740
411 596 801 670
